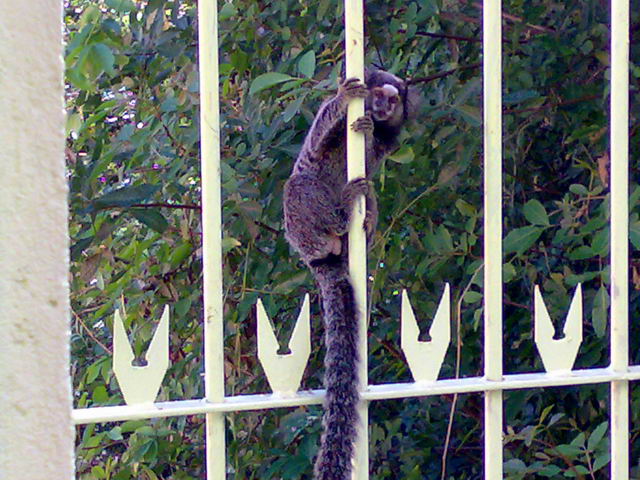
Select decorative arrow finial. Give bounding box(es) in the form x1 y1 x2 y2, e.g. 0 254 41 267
113 305 170 405
534 284 583 373
401 284 451 382
256 295 311 396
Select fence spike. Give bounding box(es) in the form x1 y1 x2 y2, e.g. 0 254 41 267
401 284 451 382
534 284 583 373
113 305 170 405
257 295 310 396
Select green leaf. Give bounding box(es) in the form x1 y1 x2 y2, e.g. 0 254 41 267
503 263 516 283
107 426 123 441
388 145 415 164
592 286 608 338
463 291 483 304
273 271 308 293
504 226 543 255
593 452 611 471
169 243 193 267
539 405 554 424
249 72 296 95
554 443 582 458
523 199 550 226
453 104 481 126
91 466 106 478
548 413 565 427
569 245 595 260
70 236 94 261
569 183 589 196
66 66 92 91
222 236 242 254
174 298 192 317
219 2 238 20
130 209 169 233
92 385 108 403
503 458 527 473
283 95 305 123
297 50 316 78
537 464 562 477
105 0 135 12
91 184 160 210
587 422 608 451
630 217 640 249
570 432 586 447
591 228 609 256
91 43 116 76
503 89 539 105
455 199 476 217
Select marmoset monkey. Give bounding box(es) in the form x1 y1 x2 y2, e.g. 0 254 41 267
283 69 418 480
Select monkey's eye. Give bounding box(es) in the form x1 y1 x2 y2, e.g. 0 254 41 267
389 96 398 104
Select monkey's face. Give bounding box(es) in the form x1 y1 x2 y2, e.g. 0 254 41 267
368 84 403 123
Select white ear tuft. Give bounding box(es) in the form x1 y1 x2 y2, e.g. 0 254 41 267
382 84 399 96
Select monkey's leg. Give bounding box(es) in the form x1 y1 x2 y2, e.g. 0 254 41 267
363 192 378 246
284 174 348 262
336 177 371 235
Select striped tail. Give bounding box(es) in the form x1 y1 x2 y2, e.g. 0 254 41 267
311 258 360 480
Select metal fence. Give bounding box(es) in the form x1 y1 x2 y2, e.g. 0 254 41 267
72 0 633 478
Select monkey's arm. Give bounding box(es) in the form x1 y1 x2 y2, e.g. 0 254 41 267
301 78 368 159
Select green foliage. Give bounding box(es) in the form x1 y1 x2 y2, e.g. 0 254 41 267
66 0 640 478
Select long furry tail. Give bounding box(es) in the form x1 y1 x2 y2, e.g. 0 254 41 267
310 256 360 480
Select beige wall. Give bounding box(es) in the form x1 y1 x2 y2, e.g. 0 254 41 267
0 1 73 479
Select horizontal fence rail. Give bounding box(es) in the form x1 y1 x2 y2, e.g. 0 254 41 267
73 365 640 424
71 0 633 479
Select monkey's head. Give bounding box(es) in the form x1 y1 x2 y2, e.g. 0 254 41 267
365 69 420 126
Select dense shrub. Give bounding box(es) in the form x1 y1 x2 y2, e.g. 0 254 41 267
67 0 640 478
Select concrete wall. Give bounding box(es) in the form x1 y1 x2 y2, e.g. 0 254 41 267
0 1 74 479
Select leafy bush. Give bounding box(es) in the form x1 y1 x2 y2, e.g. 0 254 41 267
67 0 640 478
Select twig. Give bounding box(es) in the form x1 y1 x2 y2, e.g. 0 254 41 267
153 109 188 157
129 202 201 210
441 263 483 480
409 63 481 85
416 31 480 43
71 307 112 354
469 2 556 34
504 94 600 115
368 184 439 318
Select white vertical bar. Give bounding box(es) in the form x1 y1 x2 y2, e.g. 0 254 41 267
0 1 74 478
483 0 504 478
345 0 368 478
198 0 226 478
610 0 630 478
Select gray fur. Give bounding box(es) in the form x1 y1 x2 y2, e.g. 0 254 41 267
283 69 415 480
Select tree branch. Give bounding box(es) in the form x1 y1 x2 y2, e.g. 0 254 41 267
409 63 481 85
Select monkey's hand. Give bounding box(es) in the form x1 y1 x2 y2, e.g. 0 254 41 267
338 77 369 102
350 113 374 134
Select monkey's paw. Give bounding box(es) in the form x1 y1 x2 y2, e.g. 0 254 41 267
339 77 368 100
342 177 371 206
351 114 374 134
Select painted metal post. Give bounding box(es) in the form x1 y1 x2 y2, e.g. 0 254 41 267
345 0 369 478
483 0 504 478
610 0 630 478
0 1 73 479
198 1 226 478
